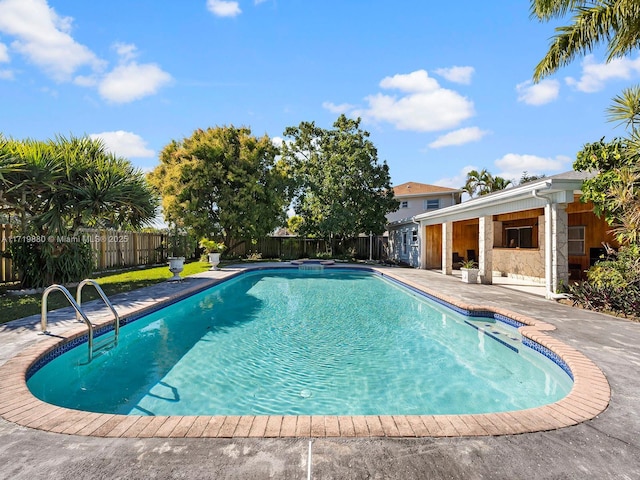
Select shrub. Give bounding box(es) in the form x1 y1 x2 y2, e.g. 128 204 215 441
568 244 640 318
8 239 94 288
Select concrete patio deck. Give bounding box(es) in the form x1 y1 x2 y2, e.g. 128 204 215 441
0 264 638 479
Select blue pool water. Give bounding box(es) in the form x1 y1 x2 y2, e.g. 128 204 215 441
27 269 573 416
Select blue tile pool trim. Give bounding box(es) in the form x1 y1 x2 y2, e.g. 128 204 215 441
25 276 233 381
522 338 574 380
25 267 573 383
377 271 573 379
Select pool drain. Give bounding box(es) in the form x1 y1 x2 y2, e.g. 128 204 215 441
300 389 312 398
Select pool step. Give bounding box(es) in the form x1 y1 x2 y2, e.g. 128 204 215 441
464 319 521 352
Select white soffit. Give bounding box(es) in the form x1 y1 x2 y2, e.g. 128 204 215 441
415 179 580 226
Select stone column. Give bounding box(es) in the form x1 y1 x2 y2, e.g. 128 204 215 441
551 203 569 292
442 221 453 275
479 216 493 284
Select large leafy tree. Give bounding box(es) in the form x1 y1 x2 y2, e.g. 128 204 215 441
531 0 640 81
282 115 398 246
148 126 291 249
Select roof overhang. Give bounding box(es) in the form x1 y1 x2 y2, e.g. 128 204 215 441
395 190 462 200
414 177 584 226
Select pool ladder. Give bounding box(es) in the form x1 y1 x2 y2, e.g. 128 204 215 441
41 279 120 363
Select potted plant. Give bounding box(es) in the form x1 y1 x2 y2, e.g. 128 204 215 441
200 238 226 270
460 259 479 284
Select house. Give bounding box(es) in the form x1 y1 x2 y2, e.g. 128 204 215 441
411 171 618 299
387 182 462 267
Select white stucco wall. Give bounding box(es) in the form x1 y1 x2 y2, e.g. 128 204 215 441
386 194 458 224
387 224 420 267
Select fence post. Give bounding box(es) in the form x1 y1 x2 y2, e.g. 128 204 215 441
99 230 107 269
132 232 139 265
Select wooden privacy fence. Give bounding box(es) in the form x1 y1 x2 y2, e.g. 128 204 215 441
0 224 388 283
0 224 15 282
78 229 167 270
227 235 387 261
0 226 170 282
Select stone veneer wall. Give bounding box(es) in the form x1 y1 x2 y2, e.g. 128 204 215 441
491 215 545 283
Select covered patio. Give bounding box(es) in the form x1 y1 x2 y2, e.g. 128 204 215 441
413 171 617 299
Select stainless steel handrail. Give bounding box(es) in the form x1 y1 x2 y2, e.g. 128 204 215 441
41 284 94 363
76 279 120 341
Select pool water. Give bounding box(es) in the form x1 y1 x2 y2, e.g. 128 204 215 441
27 269 573 416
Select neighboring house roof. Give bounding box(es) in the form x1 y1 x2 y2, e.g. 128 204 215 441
414 170 595 225
393 182 461 198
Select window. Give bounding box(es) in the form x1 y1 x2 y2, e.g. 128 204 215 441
401 232 408 254
411 229 418 244
568 226 585 255
424 199 440 210
400 201 408 208
505 227 533 248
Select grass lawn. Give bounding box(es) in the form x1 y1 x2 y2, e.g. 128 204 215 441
0 261 213 326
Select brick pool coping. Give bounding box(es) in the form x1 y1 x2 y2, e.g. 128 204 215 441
0 266 610 438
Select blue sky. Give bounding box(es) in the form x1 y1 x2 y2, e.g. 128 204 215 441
1 0 638 190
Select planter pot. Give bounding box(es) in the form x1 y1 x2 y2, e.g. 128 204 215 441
208 252 221 270
461 268 479 284
168 256 185 281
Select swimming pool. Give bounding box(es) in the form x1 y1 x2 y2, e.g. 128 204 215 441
27 268 572 417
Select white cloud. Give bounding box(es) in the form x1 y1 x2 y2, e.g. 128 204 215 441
435 165 477 191
379 70 440 93
322 101 355 114
89 131 155 158
434 66 475 85
429 127 490 148
0 42 9 62
0 0 104 81
96 42 172 102
207 0 242 17
344 69 474 132
271 136 283 147
566 54 640 93
0 1 171 103
516 79 560 105
98 62 172 103
494 153 571 181
113 42 138 63
0 69 14 80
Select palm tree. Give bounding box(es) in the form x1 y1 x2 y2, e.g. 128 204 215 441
3 135 160 287
600 85 640 244
607 166 640 244
54 136 158 232
463 169 512 197
489 176 513 192
531 0 640 81
462 169 491 197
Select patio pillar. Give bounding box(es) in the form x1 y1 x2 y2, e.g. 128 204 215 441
551 203 569 293
442 221 453 275
478 216 493 284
